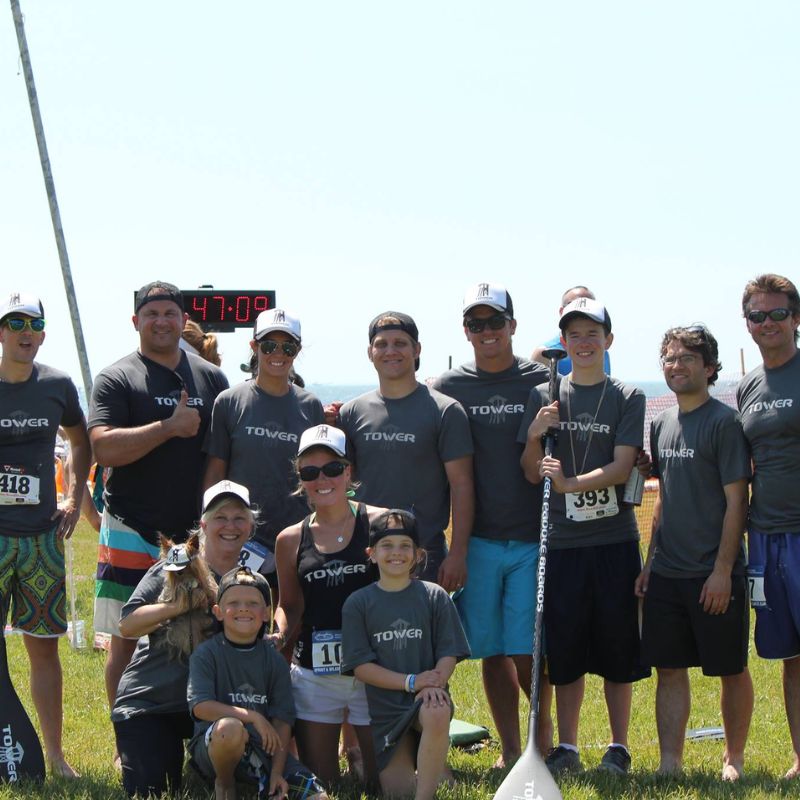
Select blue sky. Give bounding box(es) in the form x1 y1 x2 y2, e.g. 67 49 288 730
2 1 798 394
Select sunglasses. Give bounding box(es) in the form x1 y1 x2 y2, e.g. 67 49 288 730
299 461 347 482
259 339 299 357
4 317 45 333
464 314 510 334
746 308 792 324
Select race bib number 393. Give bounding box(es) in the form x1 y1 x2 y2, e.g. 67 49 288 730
565 486 619 521
0 466 40 505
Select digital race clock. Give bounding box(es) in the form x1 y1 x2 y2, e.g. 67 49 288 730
181 289 276 332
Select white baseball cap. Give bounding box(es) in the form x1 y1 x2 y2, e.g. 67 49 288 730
254 308 301 343
162 543 193 572
0 292 44 322
297 425 347 458
559 297 612 333
202 480 252 513
462 283 513 316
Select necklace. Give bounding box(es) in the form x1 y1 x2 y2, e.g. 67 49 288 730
311 501 356 545
565 376 608 476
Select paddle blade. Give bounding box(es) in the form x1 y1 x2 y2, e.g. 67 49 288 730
0 635 45 783
492 748 562 800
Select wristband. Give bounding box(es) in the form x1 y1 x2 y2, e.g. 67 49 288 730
408 673 416 693
403 674 411 692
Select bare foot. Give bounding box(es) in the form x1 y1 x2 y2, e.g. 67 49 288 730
47 756 80 779
493 752 520 770
783 759 800 780
721 762 743 782
656 760 682 777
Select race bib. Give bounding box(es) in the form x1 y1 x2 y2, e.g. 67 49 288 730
311 630 342 675
747 567 767 609
237 540 275 574
0 465 40 505
565 486 618 521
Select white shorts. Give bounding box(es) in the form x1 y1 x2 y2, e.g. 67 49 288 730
290 664 371 725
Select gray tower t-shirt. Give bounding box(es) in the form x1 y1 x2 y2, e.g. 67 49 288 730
338 384 473 547
205 381 324 547
737 350 800 533
432 358 547 542
517 377 644 549
651 398 750 577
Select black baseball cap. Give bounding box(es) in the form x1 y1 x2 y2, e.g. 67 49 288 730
369 508 420 547
216 566 271 607
368 311 420 370
134 281 184 313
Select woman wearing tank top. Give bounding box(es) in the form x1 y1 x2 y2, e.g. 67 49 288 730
273 425 384 789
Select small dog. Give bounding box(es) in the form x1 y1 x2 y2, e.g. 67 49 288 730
156 533 218 660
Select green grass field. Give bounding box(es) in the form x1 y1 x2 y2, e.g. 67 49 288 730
1 516 796 799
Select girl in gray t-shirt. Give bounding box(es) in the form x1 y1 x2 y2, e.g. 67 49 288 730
341 510 470 800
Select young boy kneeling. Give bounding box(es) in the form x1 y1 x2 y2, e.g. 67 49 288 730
187 567 328 800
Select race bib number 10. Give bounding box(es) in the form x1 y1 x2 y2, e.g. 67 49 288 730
312 630 342 675
565 486 619 521
0 466 40 505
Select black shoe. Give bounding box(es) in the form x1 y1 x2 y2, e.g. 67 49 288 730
599 745 631 775
545 745 583 774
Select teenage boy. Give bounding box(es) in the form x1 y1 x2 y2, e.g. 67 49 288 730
89 281 229 715
432 283 551 766
188 566 327 800
0 291 90 777
338 311 474 586
737 273 800 780
636 325 752 780
519 297 648 775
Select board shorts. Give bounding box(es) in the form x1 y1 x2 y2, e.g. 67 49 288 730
747 529 800 660
94 509 160 637
455 537 538 659
189 722 325 799
641 572 749 676
290 663 371 725
0 528 66 636
544 540 650 685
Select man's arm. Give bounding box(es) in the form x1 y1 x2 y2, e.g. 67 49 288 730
634 483 662 597
90 390 200 467
437 455 474 592
699 479 748 614
541 444 638 494
57 420 91 539
203 456 228 491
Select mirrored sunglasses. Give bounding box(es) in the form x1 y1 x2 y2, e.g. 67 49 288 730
746 308 791 324
464 314 509 334
259 339 299 357
299 461 347 482
4 317 45 333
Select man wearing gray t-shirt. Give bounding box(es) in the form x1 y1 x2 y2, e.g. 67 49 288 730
737 273 800 780
338 311 474 586
432 283 551 766
636 325 752 780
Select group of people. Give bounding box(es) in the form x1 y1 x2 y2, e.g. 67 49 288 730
0 273 798 797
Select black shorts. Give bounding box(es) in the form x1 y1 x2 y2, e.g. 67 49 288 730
641 572 749 677
544 541 650 685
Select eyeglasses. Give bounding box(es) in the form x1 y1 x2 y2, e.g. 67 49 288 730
259 339 299 357
464 314 509 334
299 461 347 482
661 353 700 367
4 317 45 333
746 308 791 324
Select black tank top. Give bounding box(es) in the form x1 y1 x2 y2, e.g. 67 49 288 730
294 502 375 669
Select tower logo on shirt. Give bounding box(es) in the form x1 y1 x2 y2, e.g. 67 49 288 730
362 425 416 449
372 618 423 651
0 409 49 436
227 682 268 706
154 388 204 408
743 398 793 415
468 394 524 424
303 559 366 587
559 413 610 441
244 421 299 443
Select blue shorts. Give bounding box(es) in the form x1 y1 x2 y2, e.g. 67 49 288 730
455 538 538 659
747 530 800 660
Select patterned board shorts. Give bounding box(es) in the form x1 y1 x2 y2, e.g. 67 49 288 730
94 509 160 637
0 528 66 636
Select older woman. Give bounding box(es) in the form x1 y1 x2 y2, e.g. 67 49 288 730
111 480 254 798
273 425 382 789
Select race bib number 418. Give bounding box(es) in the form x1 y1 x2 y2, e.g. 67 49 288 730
0 466 40 505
